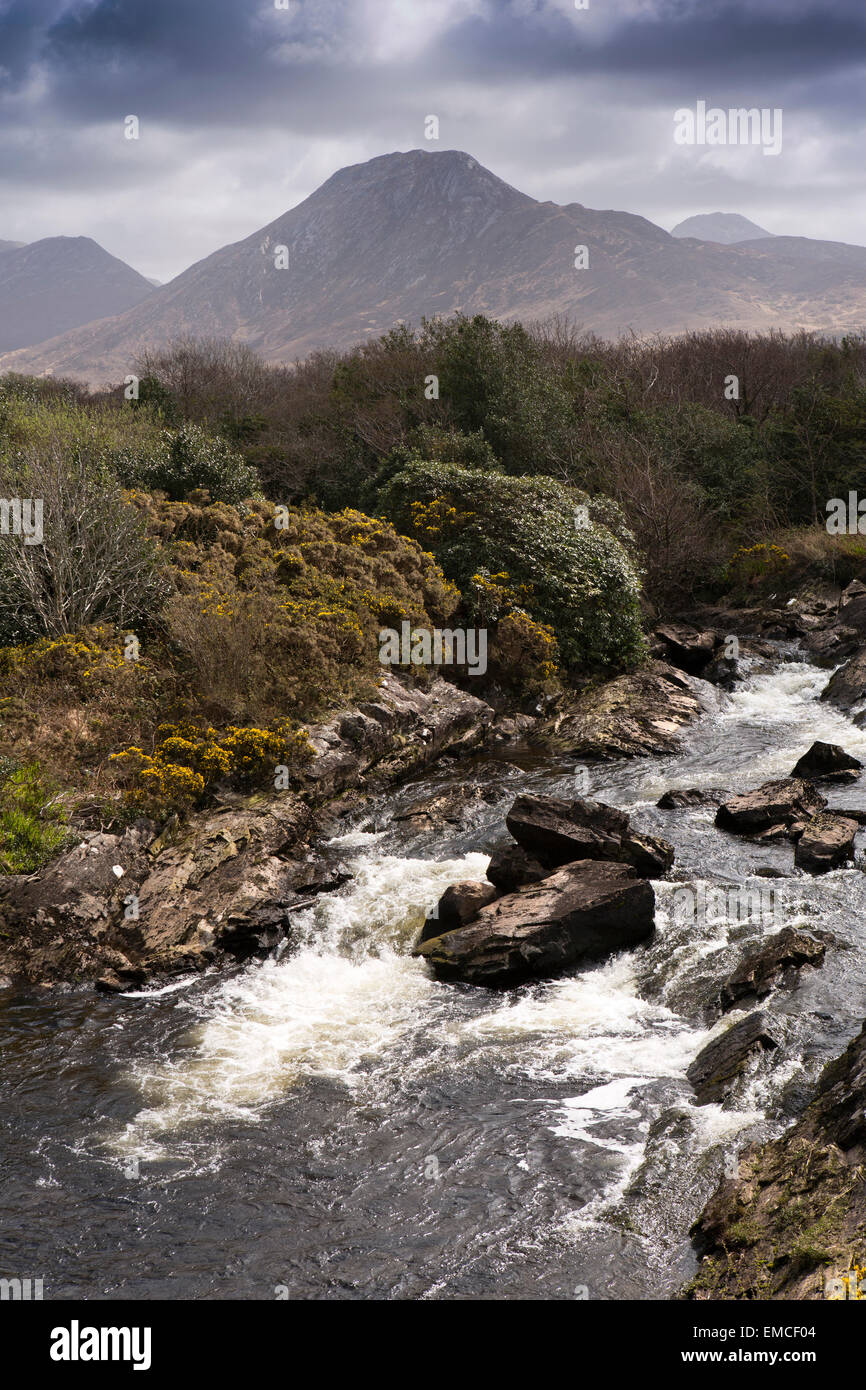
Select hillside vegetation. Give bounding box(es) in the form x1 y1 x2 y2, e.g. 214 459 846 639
1 318 865 863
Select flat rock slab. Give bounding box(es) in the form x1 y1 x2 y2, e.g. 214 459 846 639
415 860 655 987
715 778 826 838
687 1012 782 1105
720 927 829 1010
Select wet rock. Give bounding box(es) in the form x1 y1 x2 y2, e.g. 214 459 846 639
794 811 859 874
392 782 500 830
821 644 866 721
505 793 674 879
686 1012 781 1105
539 660 706 759
799 624 859 667
485 844 548 894
652 623 719 674
685 1019 866 1300
715 778 826 839
657 788 727 809
416 860 655 987
790 740 862 784
700 653 740 689
418 881 498 943
720 927 829 1010
839 578 866 633
302 673 494 798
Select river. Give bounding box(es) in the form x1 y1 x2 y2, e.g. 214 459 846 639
3 649 866 1299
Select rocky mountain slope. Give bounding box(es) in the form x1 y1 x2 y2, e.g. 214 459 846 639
4 150 866 384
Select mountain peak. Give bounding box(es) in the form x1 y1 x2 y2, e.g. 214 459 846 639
671 212 774 244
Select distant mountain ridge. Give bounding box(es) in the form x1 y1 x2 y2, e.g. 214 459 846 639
671 212 774 244
3 150 866 384
0 237 153 354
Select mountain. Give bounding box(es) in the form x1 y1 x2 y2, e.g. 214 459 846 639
671 212 774 244
0 239 26 253
0 237 154 354
4 150 866 384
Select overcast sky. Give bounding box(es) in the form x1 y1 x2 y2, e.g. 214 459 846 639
1 0 864 282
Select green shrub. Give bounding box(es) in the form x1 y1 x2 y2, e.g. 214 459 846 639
0 762 69 874
376 459 645 674
112 421 261 504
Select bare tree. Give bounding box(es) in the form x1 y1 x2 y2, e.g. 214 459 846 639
0 444 168 642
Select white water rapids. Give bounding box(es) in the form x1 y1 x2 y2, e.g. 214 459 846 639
6 652 866 1298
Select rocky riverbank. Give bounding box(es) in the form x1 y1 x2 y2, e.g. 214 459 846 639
0 674 494 989
0 645 718 991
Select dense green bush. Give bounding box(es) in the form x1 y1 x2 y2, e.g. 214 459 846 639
376 458 645 672
112 421 261 504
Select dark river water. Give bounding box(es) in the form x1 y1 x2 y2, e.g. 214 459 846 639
3 650 866 1300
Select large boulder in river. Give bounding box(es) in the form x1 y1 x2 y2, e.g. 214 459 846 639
537 660 705 759
794 812 859 874
821 645 866 721
838 579 866 633
505 794 674 878
715 778 826 840
416 860 655 987
418 881 497 943
790 740 861 784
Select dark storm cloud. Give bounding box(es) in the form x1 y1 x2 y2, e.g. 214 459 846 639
0 0 864 280
433 0 866 90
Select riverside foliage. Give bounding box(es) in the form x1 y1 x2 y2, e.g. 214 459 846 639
1 315 864 856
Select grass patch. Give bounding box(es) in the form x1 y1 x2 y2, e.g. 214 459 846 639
0 761 70 873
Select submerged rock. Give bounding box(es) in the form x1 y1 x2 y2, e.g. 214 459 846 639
715 778 826 839
505 793 674 879
720 927 829 1010
793 811 859 874
415 861 655 987
657 788 727 809
686 1012 782 1105
790 739 862 784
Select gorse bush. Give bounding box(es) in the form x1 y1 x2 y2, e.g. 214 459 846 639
110 720 314 814
376 459 645 673
132 492 460 721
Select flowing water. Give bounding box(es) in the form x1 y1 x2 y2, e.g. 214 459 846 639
3 649 866 1300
